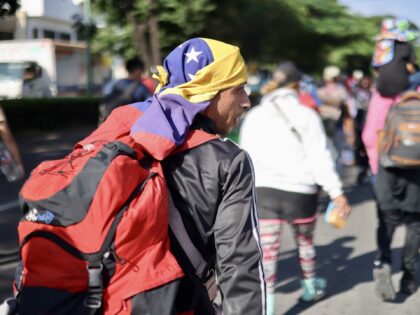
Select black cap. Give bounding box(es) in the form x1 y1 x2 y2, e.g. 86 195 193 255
273 61 302 87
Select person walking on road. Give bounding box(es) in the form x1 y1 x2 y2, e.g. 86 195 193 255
110 38 267 314
158 38 266 315
317 65 356 170
98 57 152 123
0 38 266 315
365 93 420 301
373 159 420 300
240 62 351 314
0 106 24 181
363 18 420 302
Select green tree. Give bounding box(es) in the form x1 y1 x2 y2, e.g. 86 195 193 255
93 0 417 76
202 0 382 73
93 0 215 70
0 0 20 18
73 13 98 41
328 16 383 73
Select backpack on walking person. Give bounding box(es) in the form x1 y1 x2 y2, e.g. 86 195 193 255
378 91 420 168
98 80 145 125
2 106 217 315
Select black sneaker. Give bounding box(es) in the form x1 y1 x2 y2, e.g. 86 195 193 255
399 273 417 296
373 263 396 301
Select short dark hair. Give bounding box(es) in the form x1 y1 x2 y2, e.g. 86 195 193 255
273 61 302 87
125 57 144 73
24 62 37 74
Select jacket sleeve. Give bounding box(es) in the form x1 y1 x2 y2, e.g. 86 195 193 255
213 150 266 315
303 111 343 199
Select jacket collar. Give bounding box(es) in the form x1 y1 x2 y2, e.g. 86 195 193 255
191 114 218 134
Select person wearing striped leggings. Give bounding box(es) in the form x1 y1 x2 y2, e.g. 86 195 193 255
240 61 351 314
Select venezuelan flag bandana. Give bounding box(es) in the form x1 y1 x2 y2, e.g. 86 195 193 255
128 38 247 159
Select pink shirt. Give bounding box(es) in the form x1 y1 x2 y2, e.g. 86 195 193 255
362 87 420 174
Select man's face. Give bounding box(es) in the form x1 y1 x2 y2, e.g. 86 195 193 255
23 70 35 80
204 84 251 136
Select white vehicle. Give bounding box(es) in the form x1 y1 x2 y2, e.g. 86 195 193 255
0 61 52 98
0 39 107 99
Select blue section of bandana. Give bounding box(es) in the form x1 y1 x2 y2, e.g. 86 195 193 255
161 38 214 90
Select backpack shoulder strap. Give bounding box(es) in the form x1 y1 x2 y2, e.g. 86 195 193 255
121 80 141 100
270 95 303 142
400 91 420 103
168 193 216 314
167 128 219 312
168 193 207 274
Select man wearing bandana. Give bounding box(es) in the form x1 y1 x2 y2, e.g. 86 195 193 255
92 38 266 314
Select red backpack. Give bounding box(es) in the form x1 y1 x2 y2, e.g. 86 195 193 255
13 106 217 315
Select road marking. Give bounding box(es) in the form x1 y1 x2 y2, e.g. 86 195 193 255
0 200 19 213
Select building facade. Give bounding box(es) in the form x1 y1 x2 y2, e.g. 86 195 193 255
0 0 83 42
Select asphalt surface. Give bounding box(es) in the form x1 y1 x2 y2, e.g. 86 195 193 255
0 126 420 314
274 180 420 314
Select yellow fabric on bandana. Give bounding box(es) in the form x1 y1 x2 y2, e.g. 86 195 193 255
157 38 248 103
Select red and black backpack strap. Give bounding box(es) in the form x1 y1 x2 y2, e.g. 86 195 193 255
167 129 219 314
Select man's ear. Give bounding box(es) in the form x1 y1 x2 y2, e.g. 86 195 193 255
202 91 222 120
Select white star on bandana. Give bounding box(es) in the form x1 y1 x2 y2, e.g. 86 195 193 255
184 47 202 64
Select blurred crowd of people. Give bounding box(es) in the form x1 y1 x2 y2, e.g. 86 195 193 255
239 16 420 312
246 61 373 180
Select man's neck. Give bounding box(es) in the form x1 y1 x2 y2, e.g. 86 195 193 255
191 114 217 135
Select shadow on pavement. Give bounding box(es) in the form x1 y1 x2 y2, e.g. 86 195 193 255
275 236 415 315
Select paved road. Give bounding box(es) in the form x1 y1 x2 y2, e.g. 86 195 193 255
1 126 420 314
274 182 420 314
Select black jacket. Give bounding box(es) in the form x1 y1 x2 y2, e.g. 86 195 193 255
162 115 266 315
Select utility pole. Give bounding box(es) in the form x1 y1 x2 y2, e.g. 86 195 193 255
83 0 93 96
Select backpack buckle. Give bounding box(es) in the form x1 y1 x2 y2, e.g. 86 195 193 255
84 295 102 309
84 263 103 309
87 263 103 289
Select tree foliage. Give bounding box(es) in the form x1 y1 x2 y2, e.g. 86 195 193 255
92 0 416 74
202 0 384 73
0 0 20 18
72 13 98 41
92 0 214 69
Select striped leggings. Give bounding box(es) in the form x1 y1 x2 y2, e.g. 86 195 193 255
260 219 316 293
